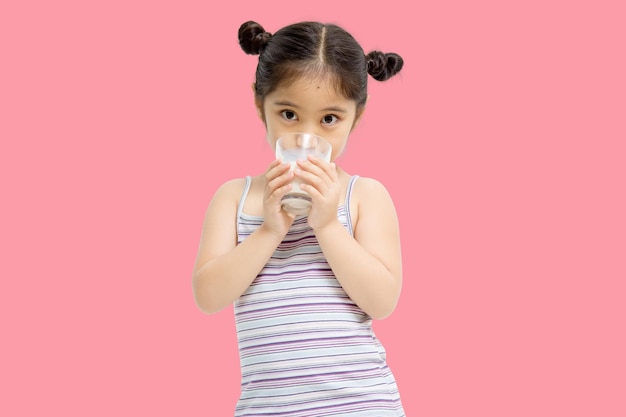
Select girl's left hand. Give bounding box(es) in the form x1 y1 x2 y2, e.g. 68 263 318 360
294 155 341 230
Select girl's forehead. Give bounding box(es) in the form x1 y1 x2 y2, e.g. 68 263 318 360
273 75 348 100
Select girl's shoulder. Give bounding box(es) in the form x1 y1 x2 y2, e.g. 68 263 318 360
215 176 248 193
348 175 399 239
352 176 395 203
209 177 249 208
210 175 266 216
350 176 397 222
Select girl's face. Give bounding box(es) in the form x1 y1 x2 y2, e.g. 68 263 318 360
257 75 362 162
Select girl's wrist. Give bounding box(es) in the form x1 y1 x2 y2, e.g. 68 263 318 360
257 222 289 244
312 218 344 238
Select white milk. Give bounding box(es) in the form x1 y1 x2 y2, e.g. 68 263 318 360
274 134 332 215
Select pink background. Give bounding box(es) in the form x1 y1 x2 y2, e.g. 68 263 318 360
2 1 625 416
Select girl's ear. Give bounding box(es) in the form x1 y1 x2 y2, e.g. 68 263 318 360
352 98 367 130
252 84 264 121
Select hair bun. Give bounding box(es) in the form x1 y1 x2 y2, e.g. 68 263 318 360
366 51 404 81
238 21 272 55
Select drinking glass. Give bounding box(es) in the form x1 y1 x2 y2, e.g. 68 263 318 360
275 133 332 215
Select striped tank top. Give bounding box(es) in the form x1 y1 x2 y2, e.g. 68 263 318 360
234 175 405 416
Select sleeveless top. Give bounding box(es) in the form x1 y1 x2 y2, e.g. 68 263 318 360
234 175 405 417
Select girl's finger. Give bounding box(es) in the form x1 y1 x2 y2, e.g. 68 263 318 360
266 161 292 182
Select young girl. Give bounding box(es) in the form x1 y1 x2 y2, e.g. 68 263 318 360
193 20 405 416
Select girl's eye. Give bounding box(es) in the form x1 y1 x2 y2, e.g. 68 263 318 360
281 110 298 121
322 114 338 125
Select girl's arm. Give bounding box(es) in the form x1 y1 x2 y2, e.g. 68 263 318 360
192 162 295 314
313 178 403 320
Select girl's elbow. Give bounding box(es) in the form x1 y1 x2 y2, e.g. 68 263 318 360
193 293 224 315
192 276 225 315
369 286 402 320
369 300 399 320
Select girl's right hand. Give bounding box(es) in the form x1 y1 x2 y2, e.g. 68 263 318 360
262 159 296 237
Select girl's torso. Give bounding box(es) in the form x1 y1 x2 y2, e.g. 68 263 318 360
233 174 405 417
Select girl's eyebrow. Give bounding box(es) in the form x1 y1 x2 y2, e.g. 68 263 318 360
322 106 348 113
273 100 347 113
273 100 300 108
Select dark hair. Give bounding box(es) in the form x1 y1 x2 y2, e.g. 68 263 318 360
238 21 404 110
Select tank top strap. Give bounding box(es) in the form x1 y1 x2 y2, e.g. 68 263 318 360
344 175 359 235
237 176 252 220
